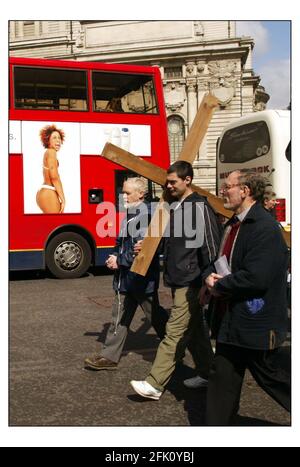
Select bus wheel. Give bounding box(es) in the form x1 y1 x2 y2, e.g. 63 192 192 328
45 232 92 279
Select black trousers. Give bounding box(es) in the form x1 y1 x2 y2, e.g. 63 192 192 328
206 342 291 426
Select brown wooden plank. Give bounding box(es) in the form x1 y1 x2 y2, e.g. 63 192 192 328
177 94 218 163
101 143 167 186
102 142 233 219
282 230 291 249
191 184 233 218
130 199 170 276
131 93 218 276
102 143 290 223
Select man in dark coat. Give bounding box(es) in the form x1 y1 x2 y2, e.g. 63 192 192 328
84 177 168 370
203 169 290 425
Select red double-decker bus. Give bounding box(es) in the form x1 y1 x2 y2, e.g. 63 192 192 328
9 57 170 278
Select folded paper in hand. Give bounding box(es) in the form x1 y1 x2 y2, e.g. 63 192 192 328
214 255 231 277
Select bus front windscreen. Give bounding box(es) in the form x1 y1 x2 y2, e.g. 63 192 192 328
219 121 271 163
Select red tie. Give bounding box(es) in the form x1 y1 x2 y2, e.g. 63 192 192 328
222 218 241 261
211 217 241 336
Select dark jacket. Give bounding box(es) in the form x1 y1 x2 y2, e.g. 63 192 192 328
112 202 160 294
204 202 289 350
163 192 221 288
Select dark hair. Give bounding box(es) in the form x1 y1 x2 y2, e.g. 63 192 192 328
40 124 65 149
167 161 194 181
236 169 271 202
263 189 276 202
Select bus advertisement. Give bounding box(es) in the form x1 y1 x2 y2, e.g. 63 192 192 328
9 57 170 278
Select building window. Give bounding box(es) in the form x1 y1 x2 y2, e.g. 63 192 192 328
164 66 183 79
168 116 185 162
47 21 63 35
23 21 35 37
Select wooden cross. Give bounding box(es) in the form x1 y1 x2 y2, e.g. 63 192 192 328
102 93 223 276
102 94 290 275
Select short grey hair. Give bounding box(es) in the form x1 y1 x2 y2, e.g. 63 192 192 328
235 169 271 202
125 177 148 194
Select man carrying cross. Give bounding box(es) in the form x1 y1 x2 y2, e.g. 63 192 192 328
130 160 221 400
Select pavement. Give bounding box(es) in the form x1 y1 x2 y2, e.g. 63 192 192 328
9 268 291 427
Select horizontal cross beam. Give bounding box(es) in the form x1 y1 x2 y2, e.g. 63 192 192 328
101 143 291 249
101 143 232 218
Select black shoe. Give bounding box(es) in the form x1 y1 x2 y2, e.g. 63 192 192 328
84 355 118 370
183 375 208 388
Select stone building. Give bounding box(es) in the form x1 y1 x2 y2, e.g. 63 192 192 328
9 20 269 192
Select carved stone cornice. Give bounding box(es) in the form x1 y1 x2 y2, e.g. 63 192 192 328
75 28 85 48
186 79 197 93
196 61 205 75
254 85 270 111
164 81 186 112
197 79 209 92
185 61 195 77
193 21 204 39
207 60 238 106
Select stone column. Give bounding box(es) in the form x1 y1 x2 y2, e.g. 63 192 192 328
187 80 197 130
59 21 66 34
197 79 208 161
195 62 211 187
185 61 197 131
18 21 24 38
34 21 40 37
186 79 199 183
9 21 15 40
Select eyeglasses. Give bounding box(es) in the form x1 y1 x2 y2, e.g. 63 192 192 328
220 183 241 193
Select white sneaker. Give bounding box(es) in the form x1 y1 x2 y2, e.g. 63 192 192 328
183 375 208 389
130 380 162 400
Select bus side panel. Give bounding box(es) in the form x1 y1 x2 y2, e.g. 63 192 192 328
9 251 44 270
9 154 45 271
80 154 120 250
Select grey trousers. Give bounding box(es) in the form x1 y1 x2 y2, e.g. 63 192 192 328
101 290 168 363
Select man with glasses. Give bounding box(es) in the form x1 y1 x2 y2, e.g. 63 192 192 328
203 169 290 425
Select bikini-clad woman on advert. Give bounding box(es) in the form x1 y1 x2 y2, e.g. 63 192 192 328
36 124 66 214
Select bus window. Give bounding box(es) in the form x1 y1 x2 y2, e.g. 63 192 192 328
14 66 88 111
219 121 270 164
115 170 138 211
115 170 155 211
92 72 158 114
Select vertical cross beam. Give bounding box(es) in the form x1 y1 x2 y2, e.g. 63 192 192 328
130 94 218 276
